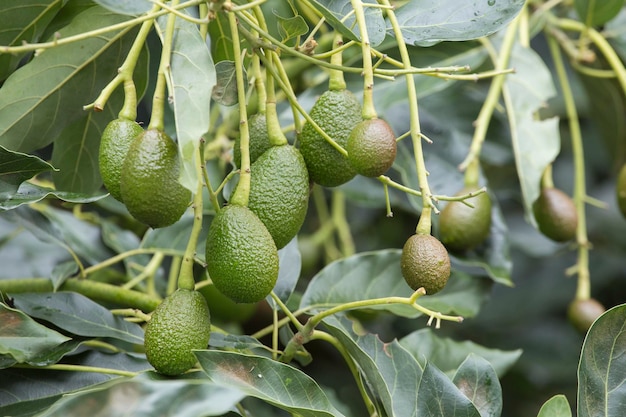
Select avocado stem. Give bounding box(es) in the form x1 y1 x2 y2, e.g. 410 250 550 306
350 0 378 120
265 53 289 147
328 33 347 92
252 53 267 114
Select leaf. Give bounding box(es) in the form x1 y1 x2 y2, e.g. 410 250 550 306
207 11 237 63
452 354 502 417
50 260 79 290
503 44 561 225
0 146 55 195
578 303 626 417
308 0 386 47
399 328 522 378
574 0 625 27
0 0 65 81
0 303 71 364
196 350 347 417
299 249 491 319
91 0 152 16
141 213 207 254
12 292 145 344
0 182 106 211
33 373 245 417
323 315 481 417
267 237 302 309
274 12 309 44
0 350 151 411
0 6 138 153
0 339 82 370
207 333 268 352
389 0 525 47
537 394 572 417
211 60 244 106
158 12 216 192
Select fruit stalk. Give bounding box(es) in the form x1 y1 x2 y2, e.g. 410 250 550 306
328 33 347 92
265 53 288 147
547 34 590 300
350 0 377 120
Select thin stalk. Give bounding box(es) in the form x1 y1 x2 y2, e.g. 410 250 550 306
350 0 377 119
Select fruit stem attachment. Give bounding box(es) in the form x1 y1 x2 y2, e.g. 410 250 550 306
350 0 378 120
228 12 252 207
265 53 288 147
547 33 591 301
252 53 267 114
177 145 206 291
148 0 180 131
328 33 347 91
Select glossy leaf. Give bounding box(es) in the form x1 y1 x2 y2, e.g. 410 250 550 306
308 0 386 46
578 303 626 417
452 354 502 417
300 249 491 318
0 182 106 211
0 303 71 363
323 315 481 417
504 43 560 225
196 350 347 417
0 350 151 411
0 0 64 81
574 0 625 26
0 146 55 195
34 373 245 417
92 0 152 16
389 0 525 46
12 292 144 344
399 328 522 378
0 6 137 153
537 395 572 417
267 237 302 309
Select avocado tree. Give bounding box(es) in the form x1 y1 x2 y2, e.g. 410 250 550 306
1 1 626 416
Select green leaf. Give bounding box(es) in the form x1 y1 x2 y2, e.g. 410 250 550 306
33 373 245 417
0 0 65 81
141 214 207 254
299 249 491 318
196 350 347 417
0 146 55 195
0 303 71 363
0 6 138 153
504 43 561 225
208 333 268 352
157 12 216 192
211 60 244 106
574 0 625 27
323 314 481 417
308 0 386 47
578 303 626 417
267 237 301 309
12 292 144 344
207 11 237 63
50 260 78 290
399 328 522 378
0 182 106 211
452 354 502 417
537 394 572 417
0 350 151 412
92 0 152 16
0 339 82 370
274 12 309 44
390 0 524 47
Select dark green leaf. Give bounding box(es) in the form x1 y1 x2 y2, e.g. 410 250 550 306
399 328 522 378
0 6 138 153
390 0 524 46
12 292 144 344
267 237 301 309
196 350 347 417
308 0 386 47
0 303 71 363
0 0 64 81
0 146 55 195
212 60 244 106
274 12 309 44
0 182 106 210
323 315 481 417
91 0 152 16
578 303 626 417
207 11 236 63
0 339 82 370
34 373 245 417
142 214 206 254
537 394 572 417
299 249 491 318
574 0 625 26
50 260 78 290
208 333 268 352
452 354 502 417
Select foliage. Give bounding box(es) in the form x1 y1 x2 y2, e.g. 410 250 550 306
1 0 626 416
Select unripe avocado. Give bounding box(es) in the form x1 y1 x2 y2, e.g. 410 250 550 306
233 113 271 168
206 205 279 303
144 289 211 376
236 144 309 249
567 298 605 333
401 234 451 295
347 118 397 177
616 164 626 218
439 188 492 252
99 118 144 202
532 187 577 242
299 90 362 187
121 129 191 228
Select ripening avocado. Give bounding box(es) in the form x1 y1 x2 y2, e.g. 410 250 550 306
401 234 451 295
532 187 577 242
567 298 605 333
347 118 397 178
439 187 492 252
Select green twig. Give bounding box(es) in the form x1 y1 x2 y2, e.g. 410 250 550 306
350 0 377 119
